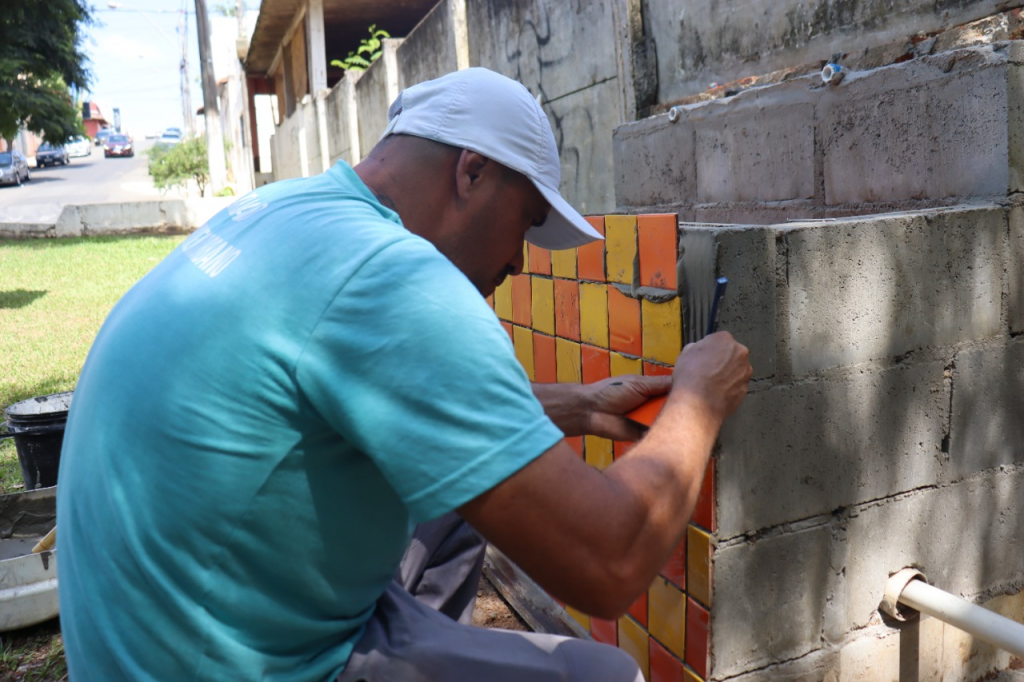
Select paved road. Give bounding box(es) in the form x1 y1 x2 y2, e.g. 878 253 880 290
0 139 181 224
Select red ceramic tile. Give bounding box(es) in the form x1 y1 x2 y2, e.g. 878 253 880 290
511 275 532 327
566 436 584 458
578 216 606 282
614 440 634 460
554 279 581 341
650 637 687 682
660 537 686 590
529 244 552 275
692 458 716 532
533 333 557 384
628 590 648 627
590 617 618 646
581 345 610 384
500 321 514 343
638 214 679 290
685 598 710 679
644 361 674 377
608 286 642 357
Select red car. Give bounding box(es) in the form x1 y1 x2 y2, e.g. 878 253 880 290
104 134 134 158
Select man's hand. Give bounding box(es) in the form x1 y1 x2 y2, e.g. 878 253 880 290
584 375 671 441
667 331 752 425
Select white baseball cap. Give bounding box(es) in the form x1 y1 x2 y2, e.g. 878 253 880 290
382 68 604 251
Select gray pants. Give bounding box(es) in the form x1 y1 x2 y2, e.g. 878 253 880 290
337 513 643 682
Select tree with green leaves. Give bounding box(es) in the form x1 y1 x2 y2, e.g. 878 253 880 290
0 0 92 145
149 138 211 197
331 25 390 72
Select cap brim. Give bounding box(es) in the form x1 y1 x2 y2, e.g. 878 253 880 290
525 182 604 251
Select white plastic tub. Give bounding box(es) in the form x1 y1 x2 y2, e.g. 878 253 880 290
0 486 58 631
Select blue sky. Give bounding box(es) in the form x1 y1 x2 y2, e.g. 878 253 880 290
82 1 259 137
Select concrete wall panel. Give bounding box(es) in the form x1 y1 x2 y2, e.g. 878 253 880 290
786 206 1004 376
355 50 394 161
325 76 354 166
397 0 459 91
613 113 695 209
1011 207 1024 334
718 360 949 538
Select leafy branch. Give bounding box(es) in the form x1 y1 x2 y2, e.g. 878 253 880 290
330 24 390 72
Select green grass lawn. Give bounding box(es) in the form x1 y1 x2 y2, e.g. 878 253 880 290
0 235 185 493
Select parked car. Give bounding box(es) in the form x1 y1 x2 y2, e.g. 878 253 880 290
0 150 31 186
35 142 69 168
94 129 113 147
67 136 92 158
104 134 134 158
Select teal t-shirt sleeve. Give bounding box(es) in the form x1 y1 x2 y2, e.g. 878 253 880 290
295 236 564 523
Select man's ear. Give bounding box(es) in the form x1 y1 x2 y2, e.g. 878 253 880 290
455 150 491 201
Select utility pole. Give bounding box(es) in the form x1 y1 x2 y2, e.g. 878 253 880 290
179 8 195 137
195 0 227 194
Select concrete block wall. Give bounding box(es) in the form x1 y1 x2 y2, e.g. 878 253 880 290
614 43 1024 222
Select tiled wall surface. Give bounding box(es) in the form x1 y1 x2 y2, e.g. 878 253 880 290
486 214 717 682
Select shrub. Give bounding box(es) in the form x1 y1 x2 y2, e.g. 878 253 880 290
148 137 210 197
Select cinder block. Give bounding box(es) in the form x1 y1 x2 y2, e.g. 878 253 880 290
711 525 831 679
613 114 696 209
820 47 1012 204
837 467 1024 633
786 206 1003 376
722 648 838 682
948 339 1024 481
1009 58 1024 193
1010 207 1024 334
718 360 949 538
695 103 815 203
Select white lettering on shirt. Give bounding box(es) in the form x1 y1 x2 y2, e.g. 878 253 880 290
182 225 241 278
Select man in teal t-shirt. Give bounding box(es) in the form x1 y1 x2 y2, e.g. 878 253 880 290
58 69 752 680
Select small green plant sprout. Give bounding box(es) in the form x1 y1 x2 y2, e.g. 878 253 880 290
330 24 390 72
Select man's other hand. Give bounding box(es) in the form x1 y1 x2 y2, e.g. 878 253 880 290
585 375 671 441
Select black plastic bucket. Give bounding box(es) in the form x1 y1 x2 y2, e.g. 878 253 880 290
0 392 73 490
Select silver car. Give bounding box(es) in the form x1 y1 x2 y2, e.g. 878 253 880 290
67 136 92 158
0 150 31 186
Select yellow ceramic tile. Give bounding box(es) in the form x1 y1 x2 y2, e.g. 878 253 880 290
648 577 686 660
605 215 638 286
585 436 614 470
532 277 555 335
551 248 577 279
684 669 704 682
610 351 642 377
513 325 535 381
579 282 609 348
641 297 683 365
565 605 591 631
522 243 530 274
494 278 513 321
556 338 582 384
618 615 650 680
687 525 713 608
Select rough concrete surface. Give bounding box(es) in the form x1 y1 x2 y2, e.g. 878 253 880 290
712 524 832 679
718 359 949 538
324 75 356 167
0 199 233 239
355 47 396 162
1011 207 1024 334
613 113 696 209
720 649 839 682
397 0 459 91
785 206 1004 376
820 47 1012 205
834 466 1024 633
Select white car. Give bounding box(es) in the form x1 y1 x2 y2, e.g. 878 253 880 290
67 136 92 158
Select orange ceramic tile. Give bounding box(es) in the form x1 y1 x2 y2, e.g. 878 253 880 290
687 526 713 608
582 345 610 384
644 361 674 377
533 333 557 384
608 287 642 357
642 297 683 365
649 577 686 659
521 243 530 274
605 215 638 285
555 338 582 384
551 247 577 279
610 351 642 377
584 436 613 470
660 537 686 590
626 396 667 428
692 458 716 533
579 283 609 348
511 275 532 327
565 604 591 631
554 279 581 341
485 293 494 308
614 440 634 460
532 276 555 335
494 278 513 321
628 590 647 627
685 597 710 680
500 321 514 344
650 636 687 682
566 436 584 458
638 214 679 290
578 216 606 282
590 617 618 646
618 616 650 680
512 325 535 380
529 244 552 275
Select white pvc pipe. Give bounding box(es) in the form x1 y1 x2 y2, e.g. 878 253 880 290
897 579 1024 658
